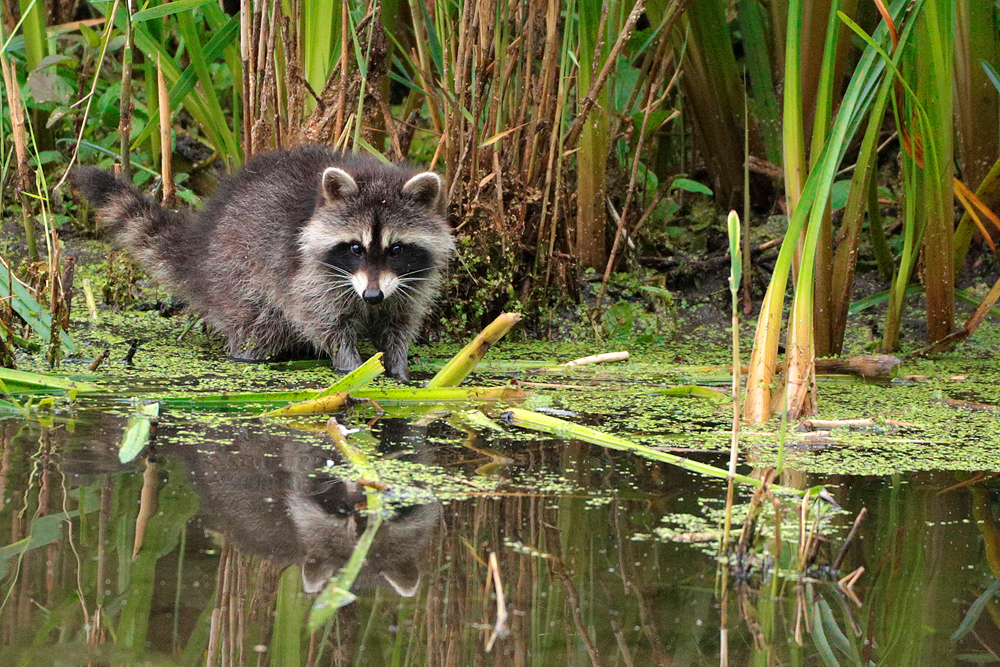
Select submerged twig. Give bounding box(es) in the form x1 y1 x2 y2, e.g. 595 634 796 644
484 552 508 652
832 507 868 571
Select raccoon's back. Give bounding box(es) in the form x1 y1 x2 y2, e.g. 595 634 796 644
191 146 393 290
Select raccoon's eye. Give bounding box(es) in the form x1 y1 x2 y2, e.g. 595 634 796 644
350 243 364 256
389 244 403 257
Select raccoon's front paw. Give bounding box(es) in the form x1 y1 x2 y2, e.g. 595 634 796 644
386 364 410 383
383 348 410 382
333 345 363 373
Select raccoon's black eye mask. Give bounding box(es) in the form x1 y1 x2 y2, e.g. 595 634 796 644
322 241 433 279
387 244 432 277
323 242 365 274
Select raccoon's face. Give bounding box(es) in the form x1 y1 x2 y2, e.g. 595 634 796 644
300 166 453 306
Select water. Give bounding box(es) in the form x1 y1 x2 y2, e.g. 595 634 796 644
3 333 1000 665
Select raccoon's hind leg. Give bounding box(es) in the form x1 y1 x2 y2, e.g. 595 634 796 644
221 304 300 362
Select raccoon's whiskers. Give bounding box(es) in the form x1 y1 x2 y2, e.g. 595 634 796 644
322 281 357 299
397 268 432 279
395 282 422 295
321 262 354 279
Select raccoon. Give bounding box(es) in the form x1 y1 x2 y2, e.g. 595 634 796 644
72 146 454 380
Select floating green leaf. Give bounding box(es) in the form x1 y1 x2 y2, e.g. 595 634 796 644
119 399 160 463
0 367 97 394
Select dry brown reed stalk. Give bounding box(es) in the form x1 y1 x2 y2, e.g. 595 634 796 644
206 536 231 667
45 230 65 367
53 0 119 192
117 2 134 181
484 551 508 652
564 0 649 149
0 49 37 260
156 55 174 206
240 0 253 153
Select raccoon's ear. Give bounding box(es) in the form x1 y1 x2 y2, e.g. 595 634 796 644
301 558 335 594
382 563 420 598
401 172 442 209
321 167 359 202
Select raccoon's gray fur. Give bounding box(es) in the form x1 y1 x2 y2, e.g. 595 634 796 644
72 146 454 380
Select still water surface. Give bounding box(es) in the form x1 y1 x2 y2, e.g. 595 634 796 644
2 351 1000 665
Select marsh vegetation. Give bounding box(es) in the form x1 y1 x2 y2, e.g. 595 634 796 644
2 0 1000 664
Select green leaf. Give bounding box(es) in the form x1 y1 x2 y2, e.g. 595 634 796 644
0 257 74 353
649 385 729 400
983 60 1000 95
671 177 713 196
952 577 1000 642
125 10 241 161
812 599 842 667
818 598 859 662
131 0 216 22
0 367 97 394
119 399 160 463
130 15 239 151
830 179 851 210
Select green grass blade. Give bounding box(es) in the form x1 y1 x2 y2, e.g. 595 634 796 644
0 258 73 353
811 599 842 667
0 488 100 571
174 10 241 161
130 14 240 152
131 0 215 21
951 577 1000 642
736 0 781 162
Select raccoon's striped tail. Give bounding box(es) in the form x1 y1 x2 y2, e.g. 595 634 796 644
72 167 184 235
71 167 190 278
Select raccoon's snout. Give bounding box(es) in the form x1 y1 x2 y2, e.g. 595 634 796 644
363 286 384 305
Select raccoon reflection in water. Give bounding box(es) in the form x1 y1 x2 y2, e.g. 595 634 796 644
179 424 441 596
72 146 455 381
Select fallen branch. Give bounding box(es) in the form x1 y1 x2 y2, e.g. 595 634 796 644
561 351 629 366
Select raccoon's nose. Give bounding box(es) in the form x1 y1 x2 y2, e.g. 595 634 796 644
363 287 384 305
